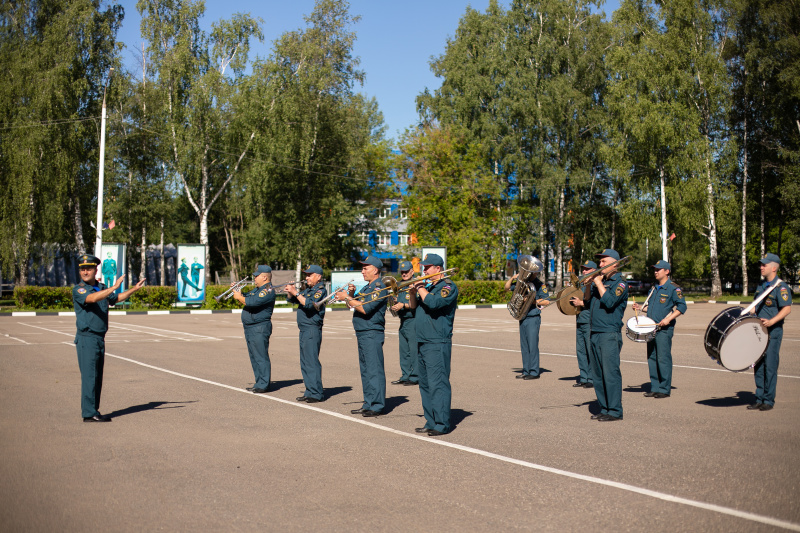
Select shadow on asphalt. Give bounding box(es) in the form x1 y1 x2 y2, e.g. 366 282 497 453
624 382 652 393
269 379 304 391
384 395 410 414
107 400 197 419
696 390 756 407
450 409 473 430
323 385 353 399
558 375 581 382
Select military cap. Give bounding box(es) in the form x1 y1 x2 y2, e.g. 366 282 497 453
595 249 620 261
420 253 444 267
78 254 101 267
760 253 780 265
303 264 323 275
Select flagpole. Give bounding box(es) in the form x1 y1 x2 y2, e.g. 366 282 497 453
94 68 113 258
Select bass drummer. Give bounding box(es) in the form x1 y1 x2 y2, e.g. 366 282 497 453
631 260 686 399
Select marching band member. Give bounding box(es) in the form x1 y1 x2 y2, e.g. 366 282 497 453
285 265 327 403
504 259 550 380
336 256 387 417
72 254 145 422
233 265 276 394
570 260 597 388
747 253 792 411
409 254 459 436
631 260 686 399
390 261 419 386
582 249 628 422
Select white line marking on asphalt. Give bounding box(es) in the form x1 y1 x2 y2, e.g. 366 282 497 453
451 344 800 379
17 322 74 337
2 333 29 344
109 323 221 341
103 350 800 532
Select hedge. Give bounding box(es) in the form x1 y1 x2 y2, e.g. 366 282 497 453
14 286 73 309
456 280 512 305
128 286 178 310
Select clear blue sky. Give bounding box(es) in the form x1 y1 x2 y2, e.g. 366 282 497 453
116 0 619 141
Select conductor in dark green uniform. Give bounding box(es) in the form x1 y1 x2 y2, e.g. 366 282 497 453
336 256 387 417
632 260 687 398
389 261 419 386
285 265 327 403
233 265 276 394
409 254 459 436
583 249 628 422
748 253 792 411
72 254 145 422
570 260 597 388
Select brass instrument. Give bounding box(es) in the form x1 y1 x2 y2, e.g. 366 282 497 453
545 256 632 314
388 294 399 317
273 280 307 292
214 276 253 302
507 255 545 320
313 279 355 310
352 267 459 305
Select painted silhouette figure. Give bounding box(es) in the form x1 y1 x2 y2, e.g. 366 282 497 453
178 258 201 297
191 257 204 290
102 252 117 288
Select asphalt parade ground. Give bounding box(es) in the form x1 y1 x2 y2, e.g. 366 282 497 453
1 304 798 532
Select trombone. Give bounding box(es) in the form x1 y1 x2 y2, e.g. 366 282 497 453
540 256 632 310
214 276 252 302
351 267 459 305
313 279 355 310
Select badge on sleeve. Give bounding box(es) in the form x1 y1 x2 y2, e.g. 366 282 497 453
675 287 683 298
77 288 86 294
615 285 623 296
781 287 789 301
314 291 322 299
441 288 450 297
258 289 267 297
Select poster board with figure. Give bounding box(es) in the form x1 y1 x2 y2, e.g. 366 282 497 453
331 271 368 302
99 243 126 294
176 244 207 303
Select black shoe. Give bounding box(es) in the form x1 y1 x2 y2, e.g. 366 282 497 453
522 374 540 380
598 415 623 422
590 413 606 420
296 396 309 402
653 393 670 399
427 429 448 436
361 410 382 417
351 408 366 414
251 387 269 394
573 382 586 387
391 379 408 385
246 387 255 391
415 427 431 433
304 397 323 404
516 374 527 379
643 392 657 397
582 382 594 388
747 403 763 410
759 404 774 411
404 381 419 386
83 414 111 422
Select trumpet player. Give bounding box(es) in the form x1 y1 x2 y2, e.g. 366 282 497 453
570 261 597 388
232 265 276 394
285 265 327 403
336 256 387 417
390 261 419 387
505 257 550 380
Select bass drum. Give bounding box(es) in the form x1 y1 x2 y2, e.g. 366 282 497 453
704 307 770 372
555 285 584 316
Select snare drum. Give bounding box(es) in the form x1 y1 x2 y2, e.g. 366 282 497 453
626 316 658 343
704 307 769 372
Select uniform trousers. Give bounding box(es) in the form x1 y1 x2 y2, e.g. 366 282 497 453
244 323 271 390
590 331 623 418
299 326 324 400
576 322 592 384
76 333 106 418
519 315 541 377
754 326 782 406
398 318 418 383
418 342 452 433
646 328 674 395
356 330 386 412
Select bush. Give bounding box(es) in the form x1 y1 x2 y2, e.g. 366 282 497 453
128 286 177 310
456 280 511 305
14 286 73 309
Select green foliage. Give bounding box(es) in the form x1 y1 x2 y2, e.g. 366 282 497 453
128 286 177 310
13 286 73 309
456 281 511 305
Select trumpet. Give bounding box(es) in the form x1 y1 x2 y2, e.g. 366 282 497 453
313 279 355 310
214 276 252 302
352 267 459 305
272 280 307 292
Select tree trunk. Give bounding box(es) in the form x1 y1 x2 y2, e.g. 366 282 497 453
200 211 210 284
610 184 617 250
72 192 86 254
706 151 722 298
741 116 749 296
538 203 546 285
659 165 668 261
160 218 165 286
16 189 35 287
140 224 147 283
760 172 765 256
555 186 566 291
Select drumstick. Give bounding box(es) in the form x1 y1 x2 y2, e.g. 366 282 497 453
633 295 639 324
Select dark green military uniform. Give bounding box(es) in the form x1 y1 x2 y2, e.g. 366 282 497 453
287 280 327 400
353 278 387 412
395 273 419 384
241 283 276 391
645 279 687 395
753 272 792 407
585 262 628 420
510 278 548 378
73 279 118 419
416 275 459 434
576 292 593 386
